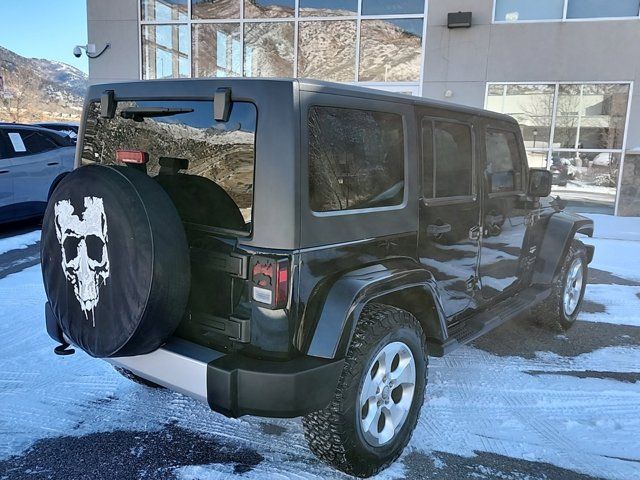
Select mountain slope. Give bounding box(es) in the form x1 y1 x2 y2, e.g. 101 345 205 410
0 45 88 122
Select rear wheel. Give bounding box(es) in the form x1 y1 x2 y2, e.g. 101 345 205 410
532 239 588 331
302 304 427 478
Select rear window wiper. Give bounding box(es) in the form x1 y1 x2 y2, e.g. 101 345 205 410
120 107 194 122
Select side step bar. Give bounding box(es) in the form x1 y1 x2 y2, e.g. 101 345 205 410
436 286 552 355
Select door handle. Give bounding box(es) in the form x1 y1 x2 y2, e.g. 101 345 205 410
47 162 59 166
427 223 451 236
468 225 481 241
0 170 9 174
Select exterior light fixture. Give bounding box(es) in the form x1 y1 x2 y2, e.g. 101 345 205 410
448 11 472 29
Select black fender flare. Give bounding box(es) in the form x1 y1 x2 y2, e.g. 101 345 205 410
304 259 447 360
532 211 594 286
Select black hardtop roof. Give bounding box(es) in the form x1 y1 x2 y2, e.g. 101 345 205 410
88 77 517 124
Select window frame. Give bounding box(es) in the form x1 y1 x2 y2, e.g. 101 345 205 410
306 103 409 216
419 115 477 207
483 126 527 198
492 0 640 23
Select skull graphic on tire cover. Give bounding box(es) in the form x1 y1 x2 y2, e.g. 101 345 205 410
54 196 110 325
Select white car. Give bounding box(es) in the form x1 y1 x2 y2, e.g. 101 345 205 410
0 124 75 224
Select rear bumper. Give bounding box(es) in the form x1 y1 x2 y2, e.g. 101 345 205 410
107 337 344 418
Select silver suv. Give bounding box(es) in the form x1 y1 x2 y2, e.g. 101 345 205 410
0 124 75 224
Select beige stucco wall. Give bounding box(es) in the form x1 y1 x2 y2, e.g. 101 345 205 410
87 0 140 85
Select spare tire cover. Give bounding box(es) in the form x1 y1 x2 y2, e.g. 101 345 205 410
41 164 190 358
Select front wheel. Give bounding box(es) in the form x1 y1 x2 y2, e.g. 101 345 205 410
302 304 427 477
532 239 588 331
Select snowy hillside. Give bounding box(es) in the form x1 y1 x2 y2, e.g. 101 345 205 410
0 45 88 122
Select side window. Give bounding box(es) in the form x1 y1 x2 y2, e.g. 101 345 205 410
21 131 58 155
0 135 10 159
421 119 473 199
6 131 27 156
308 106 405 212
485 129 523 193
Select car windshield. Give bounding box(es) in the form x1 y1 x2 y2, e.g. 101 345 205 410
80 99 257 233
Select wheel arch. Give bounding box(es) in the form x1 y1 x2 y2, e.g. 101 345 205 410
303 259 448 360
532 211 594 286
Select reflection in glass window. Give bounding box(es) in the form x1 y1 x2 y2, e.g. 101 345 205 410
192 23 242 77
83 100 257 229
555 84 630 150
142 25 189 79
299 0 358 16
566 0 640 19
433 122 473 198
244 0 295 18
298 21 356 82
308 107 405 212
494 0 565 21
141 0 187 21
359 19 423 82
526 150 548 169
485 130 522 193
486 84 555 149
192 0 240 19
551 151 621 197
361 0 424 15
244 22 294 77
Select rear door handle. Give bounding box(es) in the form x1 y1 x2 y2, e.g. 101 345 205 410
0 170 9 174
47 162 59 166
427 223 451 236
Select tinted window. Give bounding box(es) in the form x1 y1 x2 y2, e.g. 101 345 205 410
6 130 57 156
485 129 523 193
567 0 640 19
422 120 473 198
308 106 404 212
81 100 256 233
361 0 424 15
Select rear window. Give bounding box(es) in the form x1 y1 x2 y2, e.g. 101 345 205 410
81 100 256 233
308 106 405 213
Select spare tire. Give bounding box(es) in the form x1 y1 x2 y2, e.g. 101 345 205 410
41 164 190 358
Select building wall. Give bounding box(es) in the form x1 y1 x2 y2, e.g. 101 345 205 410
87 0 139 85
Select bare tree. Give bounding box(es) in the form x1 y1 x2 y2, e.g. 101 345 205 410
0 68 41 123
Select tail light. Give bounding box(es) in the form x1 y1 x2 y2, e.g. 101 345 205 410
250 256 289 309
116 149 149 165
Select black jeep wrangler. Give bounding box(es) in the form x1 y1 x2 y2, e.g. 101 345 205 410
41 79 594 477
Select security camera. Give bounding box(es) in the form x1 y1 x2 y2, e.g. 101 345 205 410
73 43 109 59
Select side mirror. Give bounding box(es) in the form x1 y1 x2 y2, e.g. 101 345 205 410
528 168 552 198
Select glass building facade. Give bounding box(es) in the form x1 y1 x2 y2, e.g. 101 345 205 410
140 0 426 93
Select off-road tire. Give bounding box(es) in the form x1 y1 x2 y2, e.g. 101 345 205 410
114 366 163 389
531 239 588 331
302 304 427 478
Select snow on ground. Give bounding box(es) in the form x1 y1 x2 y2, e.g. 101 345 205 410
0 230 40 256
1 215 640 480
